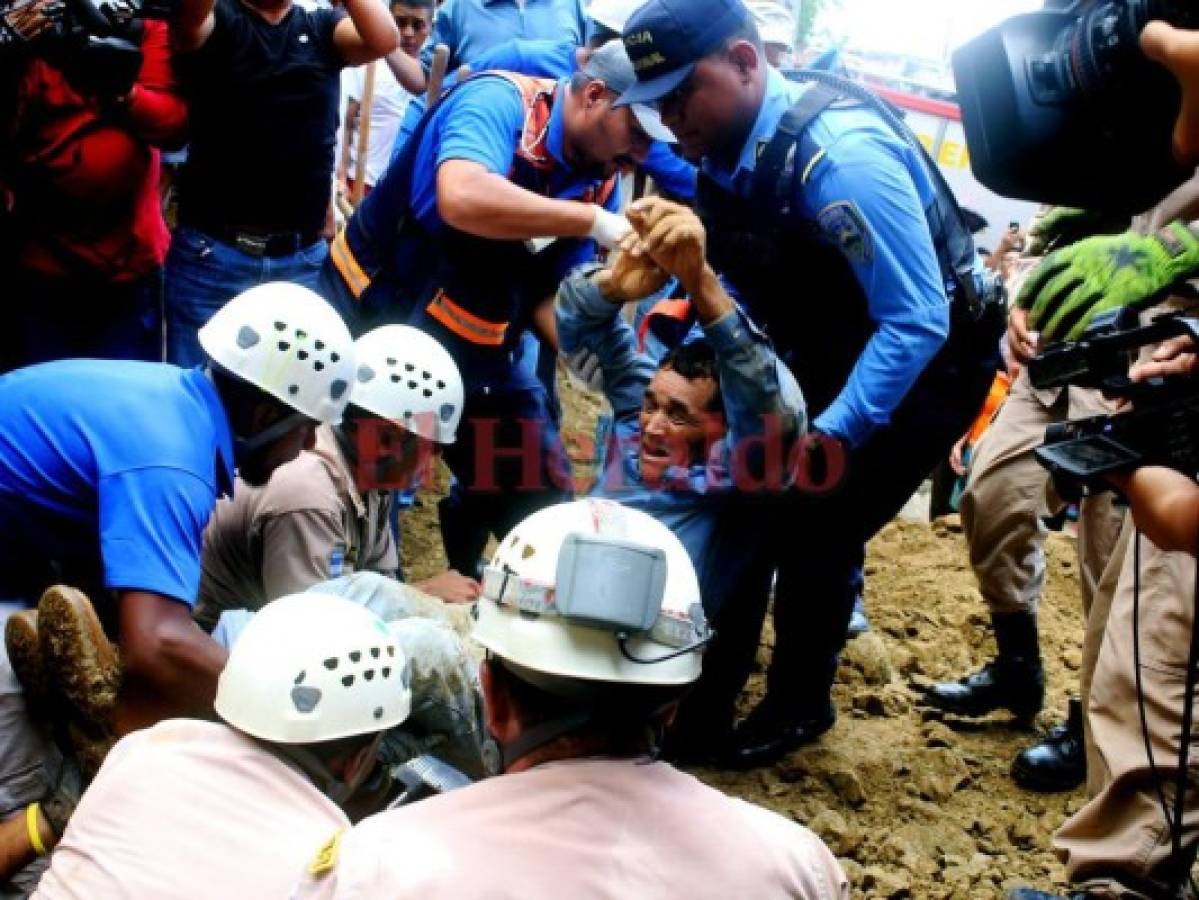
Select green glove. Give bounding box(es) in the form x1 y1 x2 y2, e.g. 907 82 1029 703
1016 221 1199 343
1026 206 1128 256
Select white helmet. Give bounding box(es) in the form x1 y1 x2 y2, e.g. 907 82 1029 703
214 592 411 744
473 499 709 687
199 282 356 425
351 326 465 444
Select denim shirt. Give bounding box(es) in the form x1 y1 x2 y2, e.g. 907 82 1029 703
555 265 805 581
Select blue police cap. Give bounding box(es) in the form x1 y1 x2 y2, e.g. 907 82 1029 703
615 0 750 107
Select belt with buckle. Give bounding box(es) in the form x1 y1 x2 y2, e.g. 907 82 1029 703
206 225 320 258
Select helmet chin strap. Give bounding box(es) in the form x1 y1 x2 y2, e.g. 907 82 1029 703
480 710 595 777
271 743 362 806
234 411 312 459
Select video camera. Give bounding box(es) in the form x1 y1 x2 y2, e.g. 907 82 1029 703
1 0 174 97
1029 308 1199 497
953 1 1199 215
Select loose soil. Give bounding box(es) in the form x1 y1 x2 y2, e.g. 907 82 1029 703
400 369 1087 899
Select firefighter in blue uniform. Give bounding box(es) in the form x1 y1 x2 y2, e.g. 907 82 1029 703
320 40 672 574
618 0 1006 767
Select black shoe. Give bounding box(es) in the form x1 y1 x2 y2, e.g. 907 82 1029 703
1011 698 1085 792
922 611 1044 721
722 700 836 770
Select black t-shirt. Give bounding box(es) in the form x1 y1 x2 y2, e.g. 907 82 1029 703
177 0 346 236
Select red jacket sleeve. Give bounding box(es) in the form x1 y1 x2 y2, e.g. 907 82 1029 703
125 20 188 148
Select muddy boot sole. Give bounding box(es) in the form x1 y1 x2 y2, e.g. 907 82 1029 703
5 610 50 712
38 585 122 730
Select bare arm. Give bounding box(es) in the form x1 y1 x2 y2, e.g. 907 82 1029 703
0 808 54 885
1107 467 1199 555
436 159 596 240
114 590 228 735
172 0 216 51
333 0 401 67
384 48 426 95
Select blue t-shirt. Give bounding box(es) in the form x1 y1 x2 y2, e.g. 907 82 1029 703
365 74 621 283
419 0 587 72
0 362 236 605
703 68 951 449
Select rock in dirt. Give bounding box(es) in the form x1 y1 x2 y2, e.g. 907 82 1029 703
921 721 957 749
842 632 893 685
861 864 912 898
852 684 912 718
913 748 972 801
807 809 861 857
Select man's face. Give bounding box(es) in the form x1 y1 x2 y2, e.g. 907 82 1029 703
345 414 438 491
392 3 431 57
237 420 317 488
657 46 758 161
638 368 725 480
572 83 654 178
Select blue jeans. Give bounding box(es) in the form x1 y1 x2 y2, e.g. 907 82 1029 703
164 226 329 367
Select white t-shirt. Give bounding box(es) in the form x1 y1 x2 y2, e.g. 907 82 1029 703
342 61 416 188
294 757 849 900
33 720 349 900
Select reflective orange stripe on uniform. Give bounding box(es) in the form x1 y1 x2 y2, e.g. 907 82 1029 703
426 290 509 346
330 230 371 300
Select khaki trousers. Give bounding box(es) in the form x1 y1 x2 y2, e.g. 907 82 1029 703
960 367 1124 708
1054 521 1199 899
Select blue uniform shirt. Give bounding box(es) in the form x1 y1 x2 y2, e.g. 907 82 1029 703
379 74 621 277
419 0 587 73
704 68 951 449
555 265 805 591
0 362 235 605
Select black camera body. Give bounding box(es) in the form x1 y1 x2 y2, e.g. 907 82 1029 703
1 0 174 99
1029 310 1199 497
953 1 1199 215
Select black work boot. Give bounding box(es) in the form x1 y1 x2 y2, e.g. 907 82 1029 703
922 611 1044 722
1011 697 1085 792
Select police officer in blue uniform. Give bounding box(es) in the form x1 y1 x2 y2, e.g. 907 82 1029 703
618 0 1005 767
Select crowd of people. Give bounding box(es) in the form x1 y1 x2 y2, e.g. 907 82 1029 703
3 0 1199 895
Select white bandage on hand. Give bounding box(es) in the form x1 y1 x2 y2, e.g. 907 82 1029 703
588 206 632 250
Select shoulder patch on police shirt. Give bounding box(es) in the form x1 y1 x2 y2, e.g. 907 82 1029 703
817 201 874 264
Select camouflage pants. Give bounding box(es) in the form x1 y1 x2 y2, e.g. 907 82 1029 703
212 573 485 779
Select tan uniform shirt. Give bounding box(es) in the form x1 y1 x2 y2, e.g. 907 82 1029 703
33 719 349 900
294 758 849 900
195 425 398 631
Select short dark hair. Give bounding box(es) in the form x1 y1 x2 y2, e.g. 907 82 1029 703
391 0 432 9
659 340 723 413
492 658 684 758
